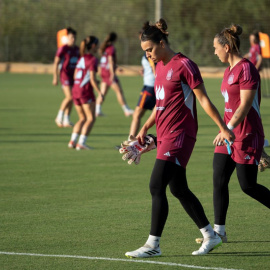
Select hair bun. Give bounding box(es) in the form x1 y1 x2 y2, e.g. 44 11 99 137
155 18 169 35
230 24 242 36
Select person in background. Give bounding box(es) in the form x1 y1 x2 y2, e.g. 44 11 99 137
129 24 156 137
95 32 134 117
68 36 103 150
53 27 80 127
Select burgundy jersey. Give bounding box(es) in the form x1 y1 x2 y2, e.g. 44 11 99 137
72 54 98 99
248 44 261 66
56 45 80 79
221 58 264 141
155 53 203 141
100 45 117 79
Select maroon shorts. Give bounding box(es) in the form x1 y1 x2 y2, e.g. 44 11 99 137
101 75 119 86
156 132 196 168
73 92 96 106
60 73 74 86
214 134 264 165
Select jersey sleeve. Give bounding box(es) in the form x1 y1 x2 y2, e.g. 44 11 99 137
239 62 259 90
106 46 115 56
89 57 98 72
180 58 203 89
55 46 65 58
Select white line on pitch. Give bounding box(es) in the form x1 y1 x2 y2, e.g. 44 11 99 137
0 251 243 270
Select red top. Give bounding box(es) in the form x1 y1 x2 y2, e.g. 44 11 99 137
56 45 80 79
221 58 264 141
72 54 98 98
100 45 117 78
248 44 261 66
154 53 203 141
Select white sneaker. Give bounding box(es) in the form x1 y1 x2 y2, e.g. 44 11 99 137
196 232 227 244
125 244 161 258
68 141 76 149
124 109 134 117
192 233 222 255
96 111 105 117
63 121 74 127
55 118 63 128
76 144 92 150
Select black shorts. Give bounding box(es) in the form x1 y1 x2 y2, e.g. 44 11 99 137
136 85 156 110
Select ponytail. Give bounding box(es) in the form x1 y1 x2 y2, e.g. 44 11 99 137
80 36 99 56
100 32 117 55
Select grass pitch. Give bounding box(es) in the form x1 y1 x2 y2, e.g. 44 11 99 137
0 73 269 270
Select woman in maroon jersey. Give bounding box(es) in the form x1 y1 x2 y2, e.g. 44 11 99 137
68 36 103 150
95 32 134 117
206 24 270 244
53 27 80 128
124 19 234 258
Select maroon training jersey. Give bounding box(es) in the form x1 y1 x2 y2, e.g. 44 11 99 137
155 53 203 141
72 54 98 99
100 45 117 79
56 45 80 79
221 58 264 141
248 44 261 67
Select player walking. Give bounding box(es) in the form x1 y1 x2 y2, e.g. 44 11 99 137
210 24 270 242
68 36 103 150
95 32 134 117
53 27 79 127
124 19 234 257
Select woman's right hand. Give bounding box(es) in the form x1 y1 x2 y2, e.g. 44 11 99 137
52 77 58 86
136 126 148 145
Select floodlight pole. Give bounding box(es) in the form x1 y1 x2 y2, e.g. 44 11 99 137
155 0 162 21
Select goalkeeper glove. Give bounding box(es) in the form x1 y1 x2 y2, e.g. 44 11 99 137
119 134 157 165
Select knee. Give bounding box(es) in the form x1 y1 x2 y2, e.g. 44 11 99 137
169 185 188 199
149 181 165 197
240 184 255 196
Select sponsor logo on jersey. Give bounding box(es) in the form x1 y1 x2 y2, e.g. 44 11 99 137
222 89 229 103
156 106 165 111
228 74 234 85
225 108 232 112
166 68 173 80
164 151 171 156
244 155 251 160
156 85 165 100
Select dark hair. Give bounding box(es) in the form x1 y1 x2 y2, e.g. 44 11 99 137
251 30 260 44
66 27 77 36
141 18 169 44
80 36 99 56
100 32 118 54
215 24 242 53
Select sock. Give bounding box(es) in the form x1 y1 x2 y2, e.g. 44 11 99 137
78 135 87 145
57 110 64 120
96 104 101 114
63 115 70 123
200 224 215 239
71 133 79 143
145 235 160 248
122 104 130 112
214 224 226 236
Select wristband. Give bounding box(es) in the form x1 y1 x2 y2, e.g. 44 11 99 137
227 123 234 130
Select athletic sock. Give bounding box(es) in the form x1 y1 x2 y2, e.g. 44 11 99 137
200 224 215 239
78 135 87 145
71 133 79 143
96 104 101 114
57 110 64 120
122 104 130 112
63 115 70 123
145 235 160 248
214 224 226 236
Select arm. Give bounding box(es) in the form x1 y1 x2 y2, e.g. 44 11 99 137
193 83 235 144
255 54 262 70
227 89 256 129
90 70 104 101
137 106 156 144
108 55 115 82
52 56 61 85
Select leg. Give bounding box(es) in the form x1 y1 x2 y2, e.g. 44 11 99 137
95 82 109 116
60 85 73 116
236 163 270 208
81 102 96 136
129 107 146 136
213 153 236 225
72 105 86 134
111 80 127 106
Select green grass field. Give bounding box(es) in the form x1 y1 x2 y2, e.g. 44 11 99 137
0 73 269 270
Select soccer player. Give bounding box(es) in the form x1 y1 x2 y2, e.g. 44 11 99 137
95 32 134 117
68 36 103 150
211 24 270 242
53 27 80 127
124 19 234 257
129 25 156 137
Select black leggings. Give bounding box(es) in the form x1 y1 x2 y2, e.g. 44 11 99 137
149 159 209 237
213 153 270 225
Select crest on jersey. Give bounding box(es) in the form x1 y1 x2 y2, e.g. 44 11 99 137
228 74 234 85
156 85 165 100
166 68 173 80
